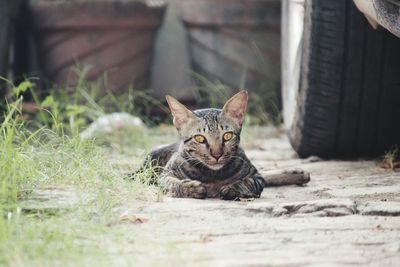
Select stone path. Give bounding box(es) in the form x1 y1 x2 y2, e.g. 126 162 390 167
20 130 400 266
128 133 400 266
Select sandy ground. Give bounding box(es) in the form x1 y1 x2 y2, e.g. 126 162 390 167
126 132 400 267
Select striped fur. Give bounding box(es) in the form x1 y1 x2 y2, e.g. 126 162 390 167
145 91 264 200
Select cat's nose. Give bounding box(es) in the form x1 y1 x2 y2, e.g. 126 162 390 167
211 152 223 161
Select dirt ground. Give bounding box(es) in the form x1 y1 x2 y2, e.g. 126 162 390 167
125 131 400 266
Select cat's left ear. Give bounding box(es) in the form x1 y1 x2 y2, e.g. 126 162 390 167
221 90 248 126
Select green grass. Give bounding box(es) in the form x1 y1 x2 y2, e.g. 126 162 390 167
0 78 180 267
192 73 281 125
382 145 400 170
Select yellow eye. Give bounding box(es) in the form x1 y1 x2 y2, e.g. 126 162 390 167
223 132 233 141
194 135 206 143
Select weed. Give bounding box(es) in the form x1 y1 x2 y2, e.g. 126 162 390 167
381 145 400 170
0 77 170 266
191 72 281 124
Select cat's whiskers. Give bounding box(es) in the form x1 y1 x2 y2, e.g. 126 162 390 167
182 153 204 169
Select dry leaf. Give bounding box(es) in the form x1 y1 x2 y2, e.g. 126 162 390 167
119 214 149 224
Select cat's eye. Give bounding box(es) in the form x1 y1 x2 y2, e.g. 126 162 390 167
194 135 206 143
223 132 233 141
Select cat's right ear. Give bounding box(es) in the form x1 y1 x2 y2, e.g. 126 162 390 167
165 95 196 131
221 90 248 126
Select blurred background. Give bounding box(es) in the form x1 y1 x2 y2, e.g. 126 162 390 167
0 0 282 125
1 0 400 157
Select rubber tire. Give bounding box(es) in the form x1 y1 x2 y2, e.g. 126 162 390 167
284 0 400 158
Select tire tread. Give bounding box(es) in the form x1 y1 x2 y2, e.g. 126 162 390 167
288 0 400 157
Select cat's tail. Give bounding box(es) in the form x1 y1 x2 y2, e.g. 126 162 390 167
262 169 310 187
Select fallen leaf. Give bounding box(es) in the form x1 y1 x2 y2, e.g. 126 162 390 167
119 214 149 224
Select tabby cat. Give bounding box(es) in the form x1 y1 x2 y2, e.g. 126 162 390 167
145 91 265 200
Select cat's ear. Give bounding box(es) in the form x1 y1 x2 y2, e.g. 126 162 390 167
221 90 248 125
165 95 196 131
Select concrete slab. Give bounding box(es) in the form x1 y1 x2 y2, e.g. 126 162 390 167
126 131 400 266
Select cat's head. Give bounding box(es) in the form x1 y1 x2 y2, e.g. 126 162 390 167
165 91 248 170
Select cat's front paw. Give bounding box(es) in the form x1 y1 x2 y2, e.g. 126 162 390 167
220 177 264 200
219 186 240 200
180 179 207 199
220 186 259 200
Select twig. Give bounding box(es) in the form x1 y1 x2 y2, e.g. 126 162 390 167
262 169 311 186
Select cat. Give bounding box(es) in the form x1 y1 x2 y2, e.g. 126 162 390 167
144 91 265 200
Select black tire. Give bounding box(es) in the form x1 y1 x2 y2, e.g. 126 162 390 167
283 0 400 158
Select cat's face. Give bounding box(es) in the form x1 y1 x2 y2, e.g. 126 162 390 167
166 91 248 170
